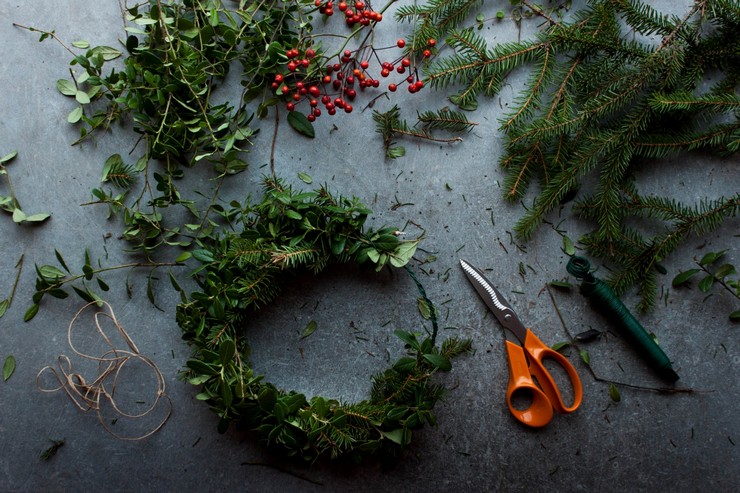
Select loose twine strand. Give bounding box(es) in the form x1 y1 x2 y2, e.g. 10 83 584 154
36 302 172 440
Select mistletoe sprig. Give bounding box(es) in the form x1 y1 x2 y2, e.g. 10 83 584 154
415 0 740 311
176 177 472 461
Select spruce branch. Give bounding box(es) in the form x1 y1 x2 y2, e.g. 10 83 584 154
415 0 739 310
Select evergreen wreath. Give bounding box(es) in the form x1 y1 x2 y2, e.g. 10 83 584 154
176 177 472 462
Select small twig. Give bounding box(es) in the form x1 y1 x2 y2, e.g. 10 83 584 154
270 105 279 178
522 0 561 26
12 23 75 55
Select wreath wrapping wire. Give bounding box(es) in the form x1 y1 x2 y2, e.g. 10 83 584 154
176 178 472 462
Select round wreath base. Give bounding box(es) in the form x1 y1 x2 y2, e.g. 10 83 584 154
176 179 472 462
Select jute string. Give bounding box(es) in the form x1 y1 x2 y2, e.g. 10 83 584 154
36 302 172 440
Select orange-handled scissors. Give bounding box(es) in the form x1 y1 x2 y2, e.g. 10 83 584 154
460 259 583 427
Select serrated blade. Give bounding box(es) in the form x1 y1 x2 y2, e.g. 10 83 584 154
460 259 527 343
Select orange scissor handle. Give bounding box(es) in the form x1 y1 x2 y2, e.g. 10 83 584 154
521 328 583 414
505 341 555 428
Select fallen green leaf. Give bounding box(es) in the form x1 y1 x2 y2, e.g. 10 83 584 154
287 111 315 138
298 172 313 184
300 320 318 340
562 235 576 256
672 269 700 287
0 151 18 164
579 349 590 365
3 355 16 381
609 383 621 402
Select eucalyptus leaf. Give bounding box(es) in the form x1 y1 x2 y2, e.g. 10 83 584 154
672 269 700 287
23 303 39 322
90 45 122 61
300 320 318 340
609 383 621 402
562 235 576 256
67 106 83 123
23 213 51 223
75 90 91 104
0 151 18 164
286 111 315 138
3 355 16 382
56 79 77 96
0 299 9 318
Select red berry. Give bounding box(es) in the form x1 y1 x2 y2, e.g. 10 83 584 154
323 75 332 84
396 39 405 48
338 2 347 11
301 59 310 68
307 113 316 122
274 74 284 83
375 13 382 21
372 79 380 88
401 58 411 67
321 95 331 104
309 85 320 97
287 61 297 72
415 80 424 89
355 1 365 9
328 108 337 115
293 92 302 101
428 38 436 47
313 108 322 116
334 97 345 108
388 83 397 92
396 65 406 74
380 68 390 77
281 84 290 94
423 49 432 58
344 104 353 113
344 50 352 58
360 60 369 70
346 88 357 99
286 102 295 111
310 99 318 107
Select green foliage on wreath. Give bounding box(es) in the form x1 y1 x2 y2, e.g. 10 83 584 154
175 178 472 461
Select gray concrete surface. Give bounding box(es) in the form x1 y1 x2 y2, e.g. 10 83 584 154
0 1 738 491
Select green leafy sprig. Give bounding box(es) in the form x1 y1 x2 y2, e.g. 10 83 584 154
176 178 472 461
673 250 740 321
373 104 475 159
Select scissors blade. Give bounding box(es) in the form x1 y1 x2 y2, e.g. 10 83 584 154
460 259 528 343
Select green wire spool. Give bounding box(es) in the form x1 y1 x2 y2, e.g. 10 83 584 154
567 256 679 382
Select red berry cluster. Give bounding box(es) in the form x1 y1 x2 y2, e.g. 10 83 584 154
314 1 383 26
272 37 436 122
